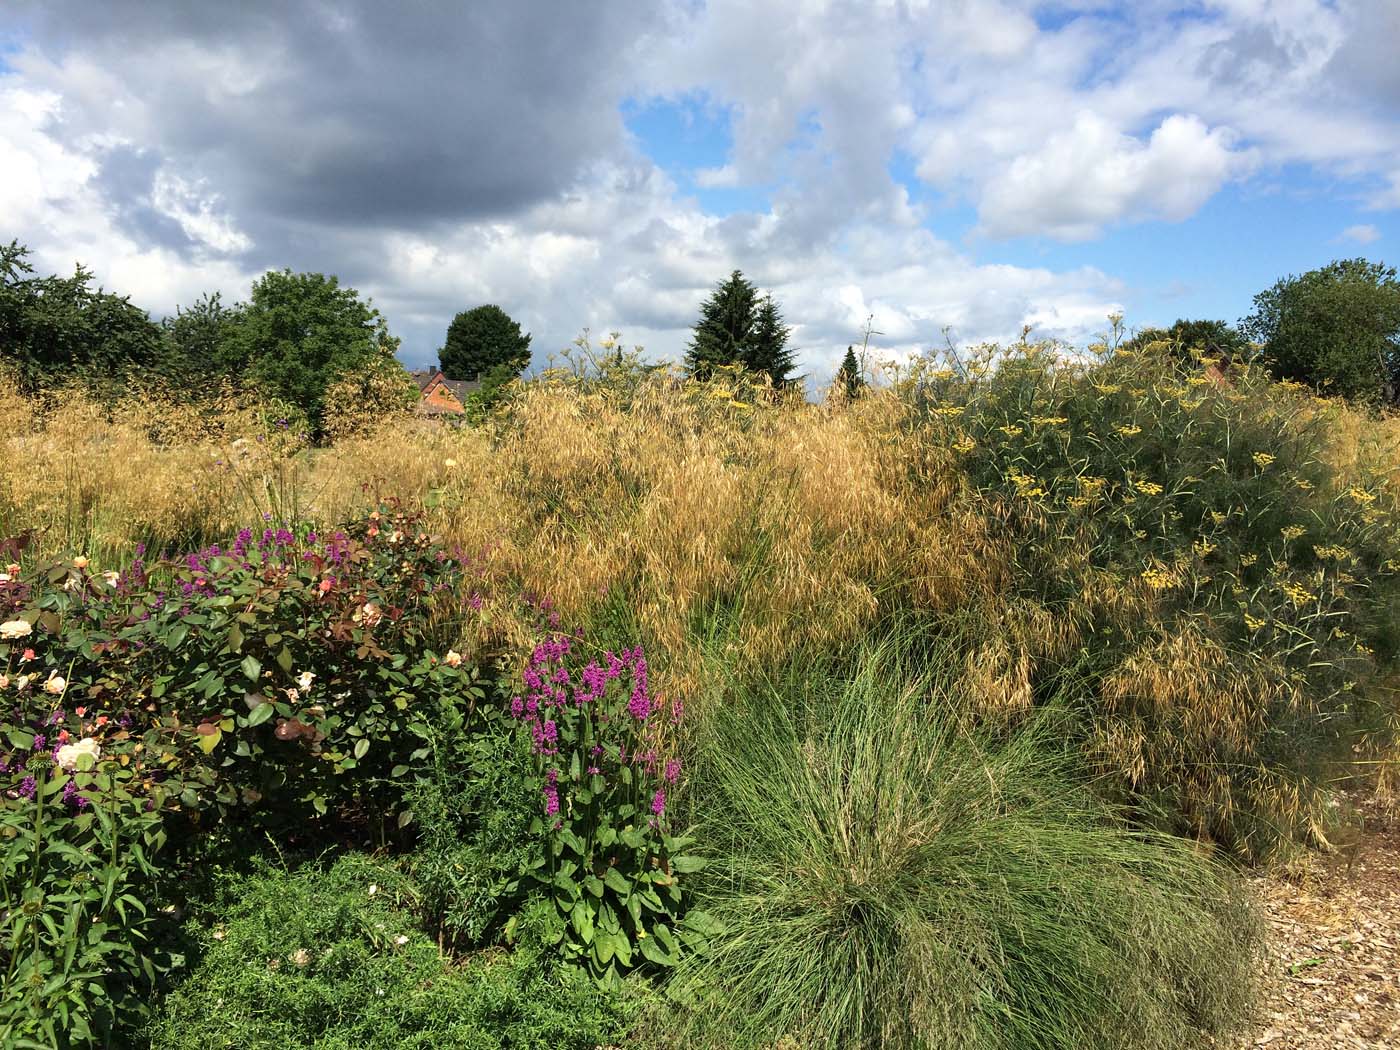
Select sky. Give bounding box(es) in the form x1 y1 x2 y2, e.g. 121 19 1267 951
2 0 1399 382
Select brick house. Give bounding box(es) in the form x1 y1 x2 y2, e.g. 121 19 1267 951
409 369 481 416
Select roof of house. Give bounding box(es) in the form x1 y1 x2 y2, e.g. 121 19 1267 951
408 368 482 415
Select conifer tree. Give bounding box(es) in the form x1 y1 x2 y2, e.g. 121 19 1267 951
747 294 797 387
835 345 863 400
685 270 759 380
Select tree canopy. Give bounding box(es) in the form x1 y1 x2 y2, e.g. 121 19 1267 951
1121 318 1251 362
217 269 400 430
0 240 163 394
439 304 532 381
684 270 797 386
1242 258 1400 405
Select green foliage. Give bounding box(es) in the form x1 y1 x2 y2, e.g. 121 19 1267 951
835 345 864 399
507 634 706 985
668 639 1261 1050
1120 318 1251 362
401 717 538 949
0 731 174 1046
156 291 242 390
142 853 643 1049
219 270 400 433
685 271 795 386
439 304 532 382
0 240 164 396
912 341 1400 855
1243 258 1400 405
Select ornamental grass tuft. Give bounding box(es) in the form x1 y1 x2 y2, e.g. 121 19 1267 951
668 638 1262 1050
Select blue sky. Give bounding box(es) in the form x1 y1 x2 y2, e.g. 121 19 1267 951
2 1 1398 380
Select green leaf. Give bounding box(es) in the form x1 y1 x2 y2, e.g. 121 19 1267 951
196 728 222 754
397 809 415 828
226 622 244 653
603 867 631 895
245 702 275 728
669 855 707 874
353 738 370 760
571 901 594 943
6 728 34 750
639 933 675 966
276 646 294 673
240 655 262 683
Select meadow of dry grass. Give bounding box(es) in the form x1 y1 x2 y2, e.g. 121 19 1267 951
2 348 1397 858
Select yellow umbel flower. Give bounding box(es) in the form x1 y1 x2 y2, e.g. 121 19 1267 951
1251 452 1275 469
1135 479 1164 497
1114 424 1142 437
1280 525 1306 542
1141 567 1176 591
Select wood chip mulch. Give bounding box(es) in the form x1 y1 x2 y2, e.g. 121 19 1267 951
1235 793 1400 1049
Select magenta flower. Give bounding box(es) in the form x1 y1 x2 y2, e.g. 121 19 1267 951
665 759 682 784
651 788 666 816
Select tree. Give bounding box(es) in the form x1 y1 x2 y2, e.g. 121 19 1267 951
1121 318 1250 362
834 345 864 400
157 291 242 388
685 270 758 380
439 304 531 381
748 294 797 387
685 270 797 385
219 270 398 430
1242 258 1400 405
0 240 163 394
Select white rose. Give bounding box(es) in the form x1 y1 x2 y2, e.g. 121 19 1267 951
296 671 316 691
72 556 89 570
443 650 463 668
56 737 101 770
0 619 32 640
43 673 66 695
102 571 120 587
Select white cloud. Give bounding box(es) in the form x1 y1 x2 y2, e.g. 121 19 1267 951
1337 223 1380 245
978 113 1245 240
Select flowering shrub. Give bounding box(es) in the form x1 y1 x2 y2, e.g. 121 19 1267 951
905 340 1400 853
507 631 710 983
2 504 490 830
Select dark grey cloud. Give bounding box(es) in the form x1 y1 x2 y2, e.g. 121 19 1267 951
11 1 660 242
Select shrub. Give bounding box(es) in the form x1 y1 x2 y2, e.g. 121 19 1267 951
141 853 644 1049
667 639 1261 1050
3 503 491 832
907 341 1400 854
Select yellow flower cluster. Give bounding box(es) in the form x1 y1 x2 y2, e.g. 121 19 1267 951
1029 416 1068 426
930 405 964 417
1114 424 1142 437
1281 581 1316 608
1193 538 1217 557
1251 452 1276 469
1006 470 1047 499
1240 553 1259 567
1346 487 1377 505
1280 525 1306 542
1243 613 1267 632
1313 545 1350 561
1135 479 1164 496
952 436 976 454
997 424 1025 437
1141 567 1176 591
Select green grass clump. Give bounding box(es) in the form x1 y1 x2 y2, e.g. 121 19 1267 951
141 853 643 1050
668 640 1262 1050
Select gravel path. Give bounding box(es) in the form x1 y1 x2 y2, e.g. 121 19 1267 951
1237 794 1399 1049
